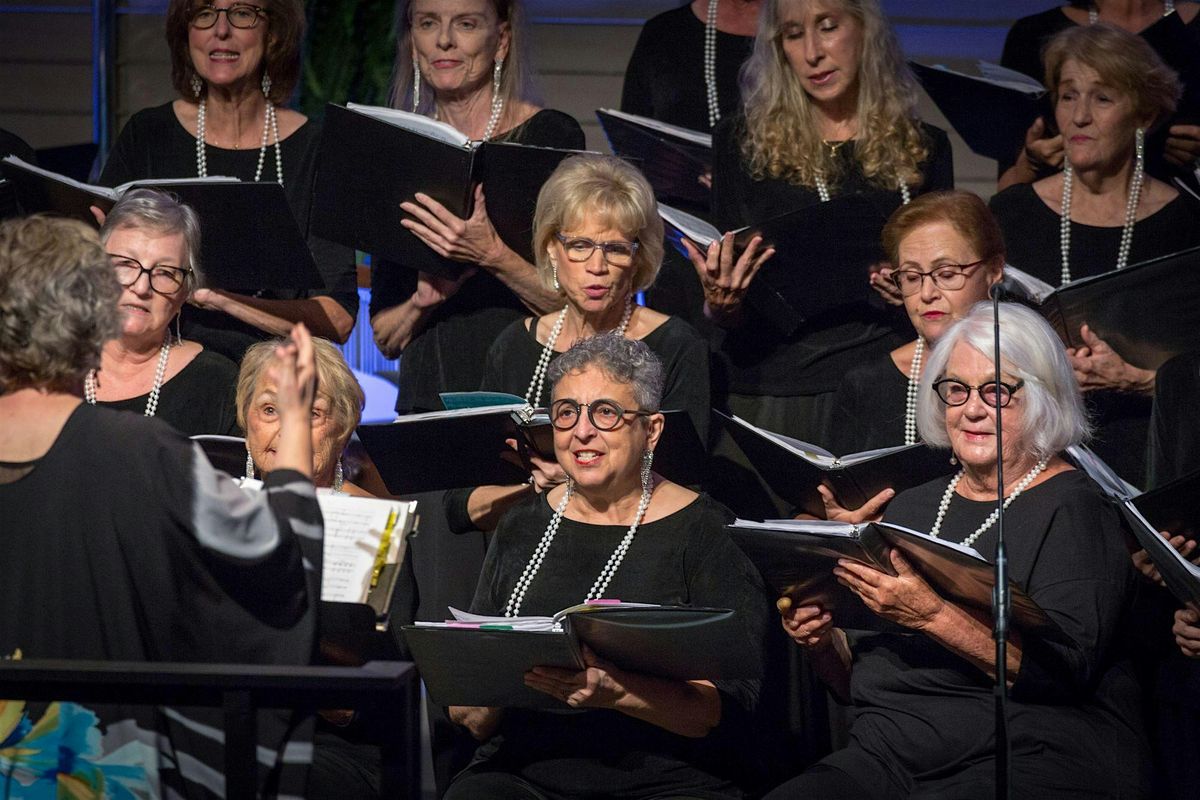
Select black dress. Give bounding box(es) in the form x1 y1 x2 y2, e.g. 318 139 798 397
0 126 36 220
0 404 322 798
990 183 1200 488
444 492 770 800
774 470 1148 798
93 348 240 436
99 102 359 363
999 6 1200 181
368 110 585 415
827 351 910 455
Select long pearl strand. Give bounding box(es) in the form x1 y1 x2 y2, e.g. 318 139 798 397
903 338 924 446
84 340 172 417
503 480 653 618
195 98 283 184
1088 0 1173 24
521 297 634 413
704 0 721 128
815 174 910 205
929 459 1048 549
1058 132 1143 285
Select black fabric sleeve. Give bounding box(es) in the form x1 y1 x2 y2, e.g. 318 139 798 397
99 114 148 187
921 125 955 193
620 23 657 118
657 320 712 448
308 234 358 316
1010 496 1134 703
710 115 750 231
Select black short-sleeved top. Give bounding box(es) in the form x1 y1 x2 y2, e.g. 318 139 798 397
710 116 952 396
826 351 910 455
93 348 240 436
0 404 322 797
367 110 586 414
1148 348 1200 487
99 102 359 362
455 491 769 799
620 4 754 132
822 469 1148 797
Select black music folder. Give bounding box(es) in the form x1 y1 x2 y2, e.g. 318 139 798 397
312 103 588 279
595 108 712 209
358 406 706 495
717 411 954 518
0 156 320 293
729 519 1061 636
910 61 1048 163
661 195 889 336
405 603 754 708
1005 246 1200 372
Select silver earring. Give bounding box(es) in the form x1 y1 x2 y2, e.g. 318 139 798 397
333 459 345 492
552 259 560 291
640 449 654 492
492 57 503 98
261 72 272 99
173 312 183 345
949 454 958 466
190 74 203 98
245 451 255 480
1135 127 1145 170
412 60 421 111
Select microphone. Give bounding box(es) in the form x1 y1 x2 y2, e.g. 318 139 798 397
990 283 1012 799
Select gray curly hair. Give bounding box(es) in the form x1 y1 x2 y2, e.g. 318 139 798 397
546 332 664 412
0 216 121 392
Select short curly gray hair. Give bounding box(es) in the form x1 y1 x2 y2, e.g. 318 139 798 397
0 216 121 392
917 302 1090 461
546 332 664 412
100 188 204 288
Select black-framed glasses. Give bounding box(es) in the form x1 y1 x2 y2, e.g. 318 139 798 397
932 378 1025 408
554 233 639 267
890 259 986 296
189 4 266 29
110 255 191 294
549 398 653 431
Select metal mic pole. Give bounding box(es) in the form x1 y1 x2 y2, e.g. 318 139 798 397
991 288 1012 800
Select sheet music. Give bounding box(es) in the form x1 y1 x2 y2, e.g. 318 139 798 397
317 493 415 603
347 102 473 147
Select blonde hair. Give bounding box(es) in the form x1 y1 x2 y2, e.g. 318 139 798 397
1043 23 1181 131
739 0 930 191
236 337 364 447
532 154 663 294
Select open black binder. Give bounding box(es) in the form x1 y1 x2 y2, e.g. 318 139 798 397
312 103 588 279
595 108 711 209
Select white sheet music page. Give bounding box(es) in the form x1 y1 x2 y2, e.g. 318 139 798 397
316 492 415 603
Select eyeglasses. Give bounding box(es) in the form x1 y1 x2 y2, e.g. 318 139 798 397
555 233 639 267
890 260 986 296
189 4 266 29
932 378 1025 408
549 398 653 431
110 255 191 294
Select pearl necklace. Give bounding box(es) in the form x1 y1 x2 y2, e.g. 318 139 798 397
929 459 1048 548
903 338 924 446
521 297 634 413
482 93 505 142
704 0 721 128
503 481 654 618
1088 0 1173 24
195 98 283 184
1058 140 1143 285
815 173 911 205
84 340 172 417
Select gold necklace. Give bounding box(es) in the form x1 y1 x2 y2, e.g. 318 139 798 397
822 139 850 157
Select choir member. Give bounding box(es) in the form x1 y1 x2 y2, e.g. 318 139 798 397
999 0 1200 190
368 0 584 415
86 189 239 436
100 0 358 362
444 155 711 534
990 23 1200 487
768 303 1148 798
445 334 768 800
690 0 953 452
0 214 322 796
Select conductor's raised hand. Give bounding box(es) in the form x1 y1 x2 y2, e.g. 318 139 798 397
776 597 836 649
400 185 509 268
269 323 317 417
818 485 893 523
835 549 945 631
682 232 774 322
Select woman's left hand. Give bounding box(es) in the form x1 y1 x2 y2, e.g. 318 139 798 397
400 185 510 268
1164 124 1200 170
868 264 905 307
1066 324 1156 395
525 645 626 709
834 549 945 630
818 485 893 523
1174 605 1200 659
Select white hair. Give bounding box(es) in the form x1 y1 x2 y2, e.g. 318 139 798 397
916 302 1090 461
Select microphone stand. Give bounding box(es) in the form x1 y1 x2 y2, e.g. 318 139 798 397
991 288 1012 799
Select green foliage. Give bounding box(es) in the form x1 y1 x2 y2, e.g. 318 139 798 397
299 0 397 120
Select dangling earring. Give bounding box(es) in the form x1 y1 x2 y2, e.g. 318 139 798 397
261 72 272 99
492 57 503 100
1134 127 1145 177
173 311 183 345
190 74 203 98
333 458 345 492
551 258 560 291
949 454 958 466
245 450 256 480
412 59 421 112
640 449 654 492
